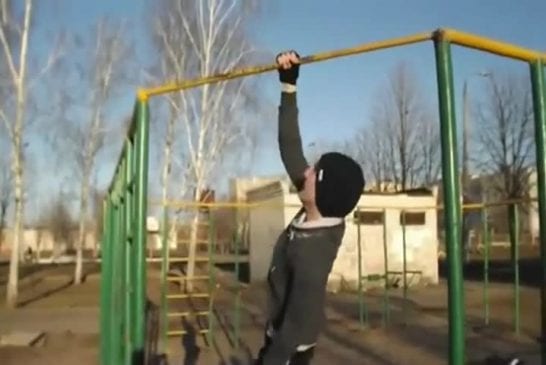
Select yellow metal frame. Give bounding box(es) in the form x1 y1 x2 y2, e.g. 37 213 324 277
136 27 546 102
150 197 538 212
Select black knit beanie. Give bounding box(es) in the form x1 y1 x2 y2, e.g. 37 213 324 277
314 152 365 218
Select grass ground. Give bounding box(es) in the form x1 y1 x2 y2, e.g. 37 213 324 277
0 245 542 364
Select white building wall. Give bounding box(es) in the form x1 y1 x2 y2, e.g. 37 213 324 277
244 180 439 291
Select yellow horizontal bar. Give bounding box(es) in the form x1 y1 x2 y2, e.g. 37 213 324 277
167 275 209 282
169 256 210 263
148 197 537 211
167 311 209 317
168 329 209 336
139 31 432 99
167 293 210 299
439 28 546 63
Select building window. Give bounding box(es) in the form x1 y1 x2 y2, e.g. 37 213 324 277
400 212 426 225
354 211 384 225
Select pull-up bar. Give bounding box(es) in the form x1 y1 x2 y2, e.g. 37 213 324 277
137 27 546 101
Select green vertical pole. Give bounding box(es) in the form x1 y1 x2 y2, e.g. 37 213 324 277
434 32 465 365
111 198 122 365
482 206 490 326
208 211 216 345
100 199 113 365
234 208 241 349
160 199 169 353
133 99 150 360
118 158 129 364
125 145 135 364
401 210 408 320
356 209 365 327
530 60 546 363
509 203 520 335
382 209 390 327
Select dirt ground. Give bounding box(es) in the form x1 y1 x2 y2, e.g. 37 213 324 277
0 247 542 364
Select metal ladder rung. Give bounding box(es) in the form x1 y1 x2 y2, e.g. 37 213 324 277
169 256 210 263
167 275 209 282
168 329 209 336
167 311 209 317
167 293 210 299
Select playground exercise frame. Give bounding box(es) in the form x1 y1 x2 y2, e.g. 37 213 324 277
100 28 546 365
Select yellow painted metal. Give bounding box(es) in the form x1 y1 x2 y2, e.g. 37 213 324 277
167 311 209 317
169 257 210 263
439 28 546 63
149 198 538 212
168 329 209 336
138 32 432 99
166 293 210 299
166 275 209 282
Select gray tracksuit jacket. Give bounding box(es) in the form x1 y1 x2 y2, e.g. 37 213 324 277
261 91 345 364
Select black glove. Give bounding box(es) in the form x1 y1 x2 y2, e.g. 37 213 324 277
276 50 300 85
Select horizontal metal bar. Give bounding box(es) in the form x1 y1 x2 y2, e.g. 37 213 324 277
167 311 209 317
170 257 210 263
167 329 209 336
439 28 546 63
167 293 210 299
138 31 432 99
167 275 209 282
149 197 538 211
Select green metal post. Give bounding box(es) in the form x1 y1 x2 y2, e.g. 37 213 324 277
481 206 490 326
530 60 546 362
434 32 465 365
100 199 113 365
234 208 241 349
124 145 135 363
111 198 122 365
118 157 129 365
383 209 390 327
133 99 150 359
208 211 216 345
401 210 408 320
160 199 169 353
508 204 520 335
356 210 366 327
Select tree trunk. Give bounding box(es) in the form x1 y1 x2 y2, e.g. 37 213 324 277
75 170 90 285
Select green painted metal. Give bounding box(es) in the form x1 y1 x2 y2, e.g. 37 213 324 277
99 99 150 364
382 209 390 327
481 206 490 326
160 201 169 353
133 100 150 357
401 210 408 320
234 216 241 349
208 212 216 345
356 210 365 327
434 34 465 365
100 199 112 365
530 60 546 363
508 204 520 335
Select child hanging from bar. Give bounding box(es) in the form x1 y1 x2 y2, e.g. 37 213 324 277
254 51 365 365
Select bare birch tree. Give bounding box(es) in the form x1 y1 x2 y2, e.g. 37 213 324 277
352 62 440 191
151 0 262 288
1 0 62 307
475 72 535 200
50 19 129 284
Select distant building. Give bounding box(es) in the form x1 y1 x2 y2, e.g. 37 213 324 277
243 179 439 292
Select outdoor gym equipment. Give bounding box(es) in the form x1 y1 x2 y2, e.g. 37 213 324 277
100 28 546 365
